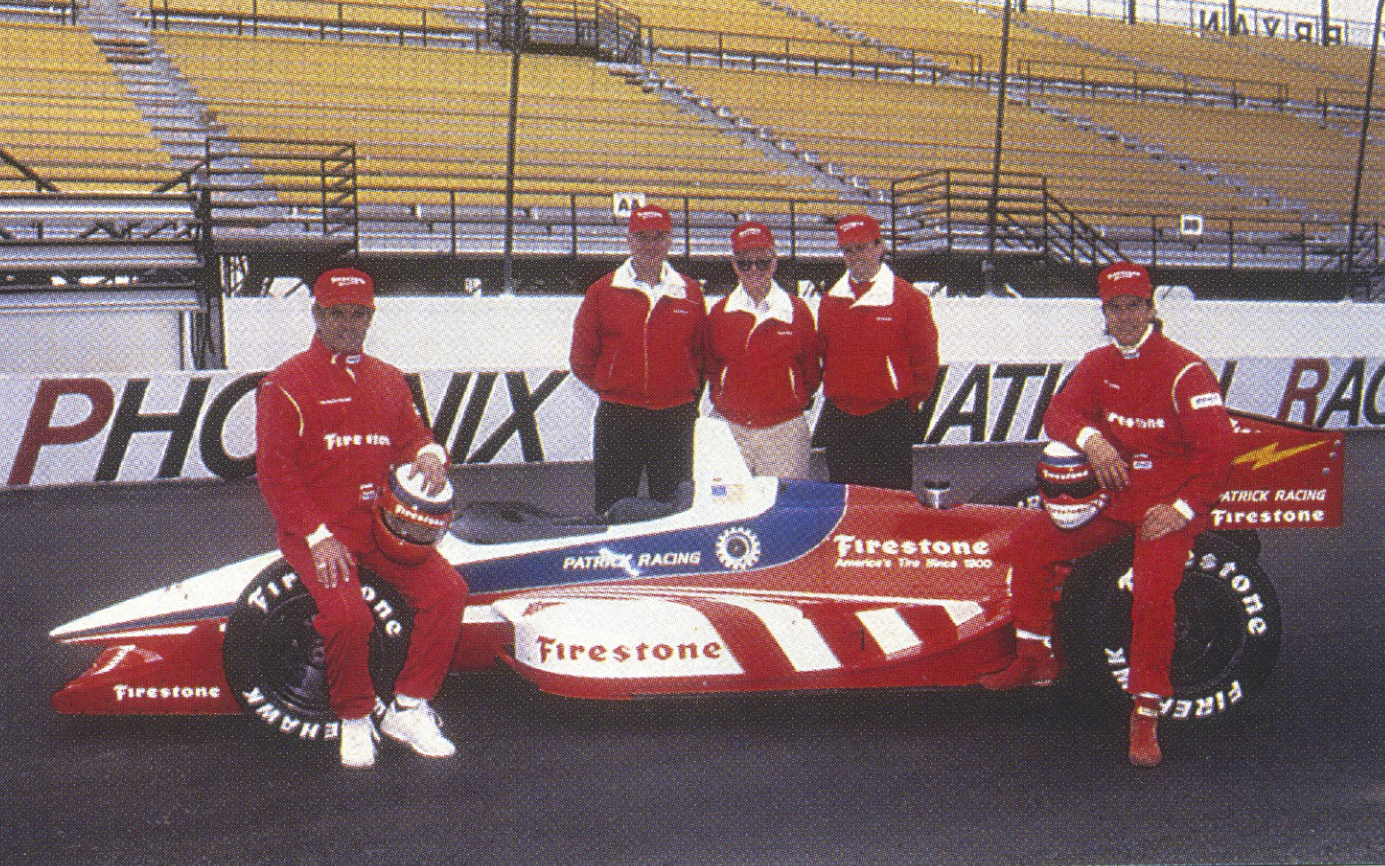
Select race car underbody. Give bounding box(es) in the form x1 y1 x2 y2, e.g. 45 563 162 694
50 414 1343 742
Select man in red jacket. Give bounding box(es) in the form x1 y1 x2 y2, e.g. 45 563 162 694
256 267 467 769
570 204 707 513
706 221 820 479
816 213 939 490
980 262 1236 768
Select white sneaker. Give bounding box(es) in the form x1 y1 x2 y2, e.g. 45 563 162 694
340 716 378 769
380 698 456 758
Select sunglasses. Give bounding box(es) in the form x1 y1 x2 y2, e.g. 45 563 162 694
735 258 775 271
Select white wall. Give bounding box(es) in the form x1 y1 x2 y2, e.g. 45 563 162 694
224 294 1384 373
2 292 1380 378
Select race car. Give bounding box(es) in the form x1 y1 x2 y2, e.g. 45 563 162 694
49 414 1343 742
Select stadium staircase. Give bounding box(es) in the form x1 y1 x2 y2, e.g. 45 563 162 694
625 65 875 202
81 0 276 207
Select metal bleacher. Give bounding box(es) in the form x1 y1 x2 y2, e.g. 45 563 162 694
1 0 1383 340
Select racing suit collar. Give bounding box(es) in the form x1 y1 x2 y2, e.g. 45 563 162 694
611 258 688 302
827 262 896 307
725 281 794 325
1113 324 1155 359
309 335 364 367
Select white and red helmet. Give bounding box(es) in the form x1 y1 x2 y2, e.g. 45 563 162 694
371 463 455 565
1037 442 1109 530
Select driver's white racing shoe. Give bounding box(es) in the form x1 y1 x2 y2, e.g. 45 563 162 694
340 716 379 769
381 697 456 758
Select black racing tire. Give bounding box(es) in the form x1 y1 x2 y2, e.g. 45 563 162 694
222 558 413 741
1056 531 1280 724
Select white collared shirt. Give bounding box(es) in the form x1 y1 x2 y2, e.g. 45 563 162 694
610 258 688 304
724 280 795 328
826 262 898 307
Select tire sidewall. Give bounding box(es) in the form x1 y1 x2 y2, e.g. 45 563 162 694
1059 531 1281 723
222 558 413 742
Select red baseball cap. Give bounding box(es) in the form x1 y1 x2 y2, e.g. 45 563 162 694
313 267 375 309
835 213 881 247
1097 262 1153 303
731 221 775 254
628 204 672 234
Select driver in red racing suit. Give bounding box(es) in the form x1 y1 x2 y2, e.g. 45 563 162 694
256 267 467 769
981 262 1235 768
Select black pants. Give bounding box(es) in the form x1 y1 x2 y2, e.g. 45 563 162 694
592 399 697 514
818 399 916 491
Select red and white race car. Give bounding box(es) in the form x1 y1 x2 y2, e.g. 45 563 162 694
50 414 1343 742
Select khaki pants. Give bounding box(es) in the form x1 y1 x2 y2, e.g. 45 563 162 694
726 414 812 480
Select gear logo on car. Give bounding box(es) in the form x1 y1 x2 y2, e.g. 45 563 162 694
715 526 761 571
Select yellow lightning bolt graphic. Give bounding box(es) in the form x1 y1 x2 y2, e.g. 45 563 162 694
1233 440 1327 471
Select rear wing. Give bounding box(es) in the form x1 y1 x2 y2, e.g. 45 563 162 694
1213 411 1345 530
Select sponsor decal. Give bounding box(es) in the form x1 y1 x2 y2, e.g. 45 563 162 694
1220 488 1327 503
1190 392 1223 409
113 684 222 701
561 550 701 571
1233 439 1327 471
1210 507 1328 527
1107 411 1166 430
1106 268 1144 282
715 527 761 570
323 432 391 450
832 534 992 569
535 636 725 664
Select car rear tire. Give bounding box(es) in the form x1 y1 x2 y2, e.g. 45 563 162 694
1056 531 1281 723
221 558 413 741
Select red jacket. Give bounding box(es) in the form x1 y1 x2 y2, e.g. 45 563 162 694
818 263 939 416
707 283 821 429
1043 327 1235 522
256 337 446 547
570 259 706 410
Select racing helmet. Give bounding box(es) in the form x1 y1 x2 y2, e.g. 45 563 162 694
371 463 455 565
1036 441 1109 530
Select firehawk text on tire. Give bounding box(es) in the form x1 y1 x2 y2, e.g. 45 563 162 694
221 558 414 741
1058 531 1281 723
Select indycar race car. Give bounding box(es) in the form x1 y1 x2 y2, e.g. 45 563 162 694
50 414 1343 742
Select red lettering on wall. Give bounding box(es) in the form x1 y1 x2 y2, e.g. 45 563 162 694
1276 359 1330 424
8 378 115 486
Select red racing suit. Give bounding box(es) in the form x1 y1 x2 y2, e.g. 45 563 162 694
256 337 466 719
1009 326 1235 697
569 260 707 410
817 263 939 416
706 283 820 429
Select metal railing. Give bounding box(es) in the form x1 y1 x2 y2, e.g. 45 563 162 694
146 0 478 46
642 23 980 81
1016 57 1290 106
890 168 1123 266
356 185 855 261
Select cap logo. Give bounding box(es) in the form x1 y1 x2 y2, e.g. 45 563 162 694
332 275 368 286
1107 269 1143 281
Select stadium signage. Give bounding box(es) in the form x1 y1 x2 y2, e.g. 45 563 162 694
1196 7 1343 44
2 357 1382 488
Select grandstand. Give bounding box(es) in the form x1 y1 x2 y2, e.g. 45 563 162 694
1 0 1383 369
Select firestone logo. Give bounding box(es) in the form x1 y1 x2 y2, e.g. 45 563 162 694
324 432 392 450
331 275 369 286
1106 268 1144 282
114 684 223 701
1107 411 1166 430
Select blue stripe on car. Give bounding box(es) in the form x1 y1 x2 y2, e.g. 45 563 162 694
461 480 846 594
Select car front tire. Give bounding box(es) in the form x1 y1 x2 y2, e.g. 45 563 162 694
221 558 413 741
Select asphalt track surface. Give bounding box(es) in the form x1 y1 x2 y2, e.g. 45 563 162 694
4 436 1384 866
